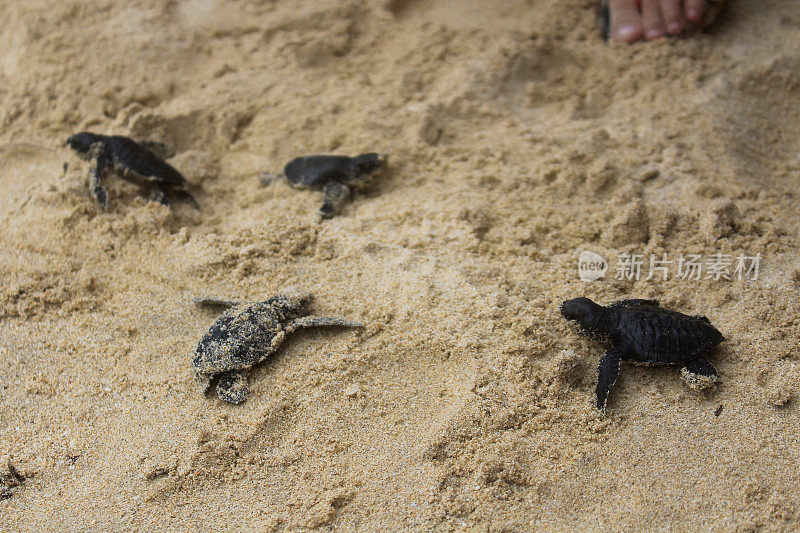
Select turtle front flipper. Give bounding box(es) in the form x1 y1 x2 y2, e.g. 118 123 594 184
195 371 212 394
609 299 660 309
285 316 365 334
216 370 250 404
319 181 350 220
681 358 719 390
90 154 110 208
596 348 624 411
193 297 241 309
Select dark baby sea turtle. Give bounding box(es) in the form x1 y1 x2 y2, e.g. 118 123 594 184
262 153 386 220
66 131 196 208
192 288 364 404
560 297 724 411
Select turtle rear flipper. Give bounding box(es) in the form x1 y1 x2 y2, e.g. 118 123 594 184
151 183 197 208
152 185 170 206
171 188 199 208
681 358 719 390
259 172 283 187
216 370 250 404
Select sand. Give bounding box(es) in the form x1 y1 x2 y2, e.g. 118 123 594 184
1 0 799 530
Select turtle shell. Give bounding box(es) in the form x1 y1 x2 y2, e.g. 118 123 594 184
192 303 280 378
613 305 724 365
284 155 353 188
107 135 187 186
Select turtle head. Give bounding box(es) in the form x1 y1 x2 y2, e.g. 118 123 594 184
270 287 314 319
560 297 605 332
66 132 102 158
347 153 386 182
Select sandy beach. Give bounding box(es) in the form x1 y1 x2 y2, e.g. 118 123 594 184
1 0 799 530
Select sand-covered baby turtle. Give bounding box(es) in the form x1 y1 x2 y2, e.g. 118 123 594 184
192 288 363 404
262 153 386 220
66 132 196 208
560 298 724 411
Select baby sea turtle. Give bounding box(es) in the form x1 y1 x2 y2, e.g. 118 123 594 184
66 132 196 208
192 288 364 404
261 153 386 220
560 298 724 411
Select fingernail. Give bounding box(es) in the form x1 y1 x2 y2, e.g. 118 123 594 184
687 8 700 21
646 29 664 40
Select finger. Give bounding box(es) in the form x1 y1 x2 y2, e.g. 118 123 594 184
641 0 666 40
684 0 707 23
610 0 644 43
659 0 685 34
